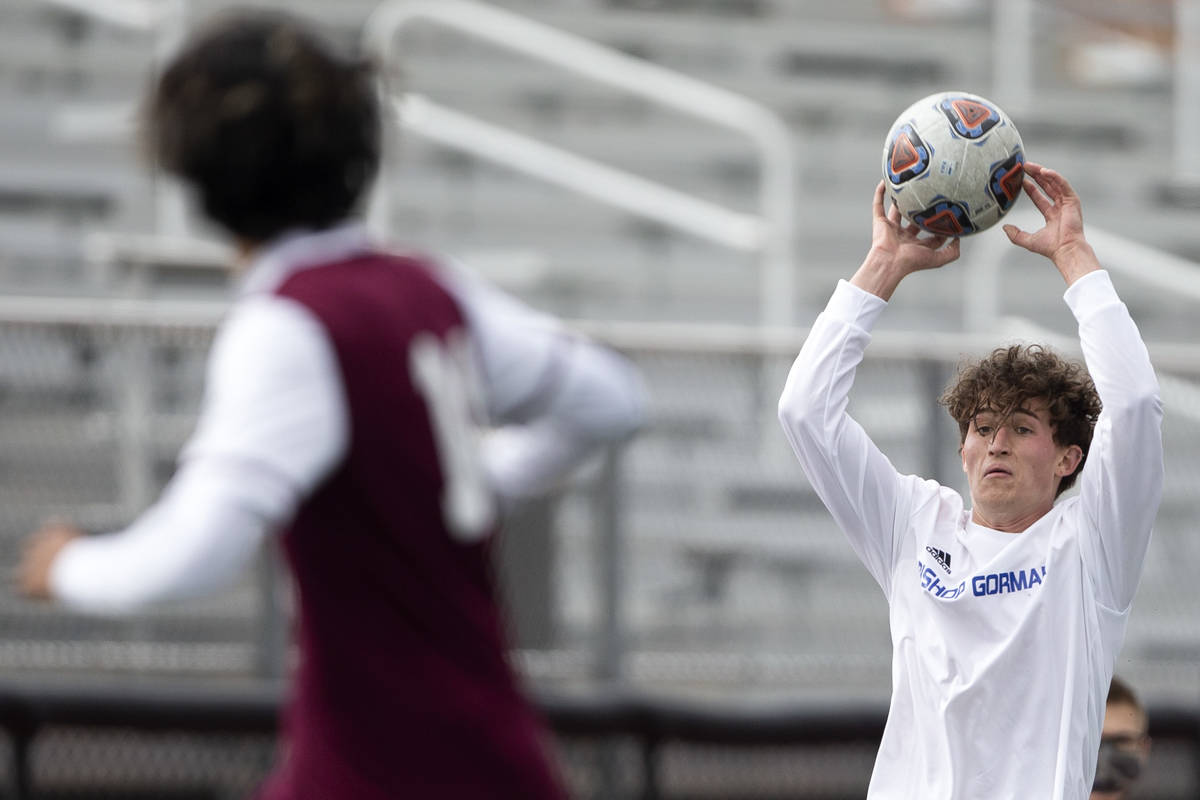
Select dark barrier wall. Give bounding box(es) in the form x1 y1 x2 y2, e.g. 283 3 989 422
0 681 1194 799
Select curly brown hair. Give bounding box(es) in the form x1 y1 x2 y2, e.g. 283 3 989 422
939 344 1101 496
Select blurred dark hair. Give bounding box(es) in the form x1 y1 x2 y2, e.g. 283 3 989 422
144 10 380 242
939 344 1101 497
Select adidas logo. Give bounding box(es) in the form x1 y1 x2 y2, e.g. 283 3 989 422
925 546 952 574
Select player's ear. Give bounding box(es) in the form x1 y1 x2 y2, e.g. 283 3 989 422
1057 444 1083 476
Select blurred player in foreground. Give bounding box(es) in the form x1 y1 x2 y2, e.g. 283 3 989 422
778 163 1163 798
17 11 645 799
1092 676 1151 799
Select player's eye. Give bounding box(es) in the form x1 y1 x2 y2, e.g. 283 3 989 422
976 425 993 435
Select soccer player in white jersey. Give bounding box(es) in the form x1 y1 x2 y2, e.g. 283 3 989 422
778 162 1163 798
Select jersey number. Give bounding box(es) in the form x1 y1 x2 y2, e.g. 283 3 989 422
409 331 494 542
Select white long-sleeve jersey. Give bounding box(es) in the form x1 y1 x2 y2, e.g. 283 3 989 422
777 271 1163 799
50 224 645 612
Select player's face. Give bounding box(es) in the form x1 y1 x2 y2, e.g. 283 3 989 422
1091 701 1149 799
961 398 1082 532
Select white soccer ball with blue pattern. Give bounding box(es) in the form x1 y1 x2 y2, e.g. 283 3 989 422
882 90 1025 236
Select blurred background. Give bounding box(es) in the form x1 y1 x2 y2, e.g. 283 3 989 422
0 0 1197 797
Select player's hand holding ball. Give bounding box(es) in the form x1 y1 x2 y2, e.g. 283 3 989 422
869 180 961 276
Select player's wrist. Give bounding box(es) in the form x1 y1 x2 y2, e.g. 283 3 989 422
1051 240 1099 285
851 249 906 300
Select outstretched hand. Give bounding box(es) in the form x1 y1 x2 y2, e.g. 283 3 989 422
1002 162 1098 284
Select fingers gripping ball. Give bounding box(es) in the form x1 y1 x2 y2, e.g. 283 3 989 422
882 91 1025 236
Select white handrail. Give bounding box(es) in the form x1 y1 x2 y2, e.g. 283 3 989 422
36 0 169 31
1 295 1196 373
395 95 764 251
0 295 226 328
49 101 136 142
362 0 797 326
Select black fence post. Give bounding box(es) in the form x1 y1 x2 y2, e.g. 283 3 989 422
9 723 32 800
640 732 660 800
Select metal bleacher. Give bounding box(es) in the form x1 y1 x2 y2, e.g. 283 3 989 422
0 0 1198 720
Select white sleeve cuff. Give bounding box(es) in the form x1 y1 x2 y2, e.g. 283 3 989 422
1063 269 1118 319
825 279 888 331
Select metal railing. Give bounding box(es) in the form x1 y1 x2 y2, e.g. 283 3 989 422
40 0 799 325
362 0 797 328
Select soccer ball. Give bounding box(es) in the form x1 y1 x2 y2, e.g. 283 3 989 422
882 90 1025 236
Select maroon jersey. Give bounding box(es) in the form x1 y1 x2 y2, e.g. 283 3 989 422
255 253 566 799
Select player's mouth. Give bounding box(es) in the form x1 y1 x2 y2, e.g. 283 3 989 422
984 466 1012 478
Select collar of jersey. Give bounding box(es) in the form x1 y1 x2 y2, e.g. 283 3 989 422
238 222 375 297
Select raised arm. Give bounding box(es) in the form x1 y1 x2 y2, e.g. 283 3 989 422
778 184 959 594
1005 163 1163 610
